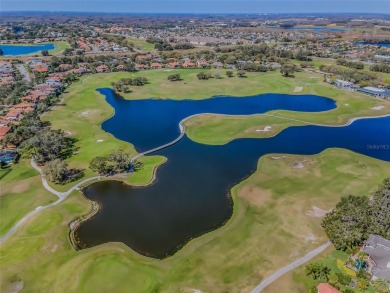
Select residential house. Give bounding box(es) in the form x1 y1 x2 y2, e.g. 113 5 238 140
45 78 62 87
5 109 23 121
0 126 11 141
95 65 109 73
168 62 181 69
182 61 196 68
211 61 224 68
363 235 390 282
197 60 209 68
150 62 163 69
317 283 341 293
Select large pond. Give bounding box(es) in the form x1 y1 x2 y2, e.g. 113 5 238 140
74 89 390 259
355 42 390 48
0 43 55 56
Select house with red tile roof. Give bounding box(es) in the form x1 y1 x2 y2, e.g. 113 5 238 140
32 67 49 73
5 109 23 121
317 283 341 293
150 62 163 69
183 61 196 68
168 62 181 69
0 126 11 140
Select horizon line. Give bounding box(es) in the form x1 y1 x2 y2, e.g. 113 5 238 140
1 11 390 15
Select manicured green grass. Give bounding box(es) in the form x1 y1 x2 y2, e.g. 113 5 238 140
0 160 57 236
50 41 71 56
127 38 155 51
126 155 167 186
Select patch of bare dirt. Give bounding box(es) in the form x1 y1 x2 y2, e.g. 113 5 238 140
239 185 272 207
305 206 332 218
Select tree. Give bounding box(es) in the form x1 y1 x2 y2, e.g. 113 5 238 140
357 278 369 291
132 77 148 86
63 48 73 56
214 73 222 79
168 74 181 81
89 156 108 175
21 129 74 164
305 263 331 281
41 50 49 56
237 70 246 78
197 72 210 80
322 178 390 251
226 71 234 78
280 64 295 77
89 149 132 175
43 159 70 183
108 149 131 173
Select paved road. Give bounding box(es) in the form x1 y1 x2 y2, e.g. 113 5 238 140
15 64 31 83
251 241 332 293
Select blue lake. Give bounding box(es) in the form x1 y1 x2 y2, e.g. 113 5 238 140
356 42 390 48
74 89 390 258
0 43 55 56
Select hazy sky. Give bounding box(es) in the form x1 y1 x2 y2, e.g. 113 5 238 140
1 0 389 14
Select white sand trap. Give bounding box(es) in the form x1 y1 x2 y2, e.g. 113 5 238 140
164 69 172 72
271 155 287 160
81 110 91 116
344 103 349 106
64 131 72 136
256 126 272 132
370 105 385 110
96 139 104 142
305 206 332 218
293 161 304 168
294 86 303 93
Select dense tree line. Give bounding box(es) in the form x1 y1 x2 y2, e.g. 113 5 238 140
322 178 390 251
20 129 76 165
336 58 364 70
370 63 390 73
173 43 195 50
111 77 148 93
146 37 173 51
319 64 378 86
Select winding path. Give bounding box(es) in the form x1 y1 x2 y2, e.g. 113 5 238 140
0 160 101 244
251 241 332 293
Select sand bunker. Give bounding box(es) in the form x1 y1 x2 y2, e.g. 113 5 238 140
256 126 272 132
81 110 91 116
294 86 303 93
271 155 287 160
96 139 104 142
370 105 385 110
